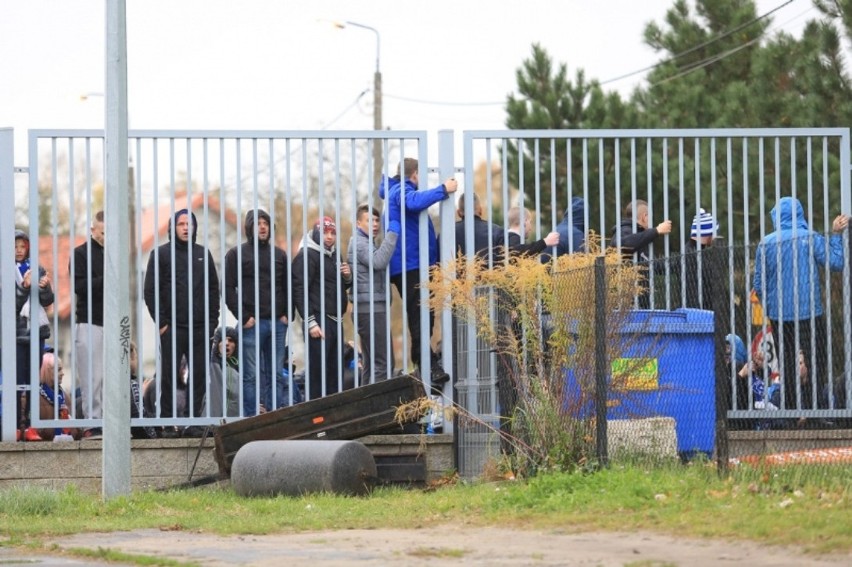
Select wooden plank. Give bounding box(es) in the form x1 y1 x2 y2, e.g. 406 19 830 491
214 375 426 476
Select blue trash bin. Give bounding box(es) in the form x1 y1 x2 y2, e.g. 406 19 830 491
565 308 715 459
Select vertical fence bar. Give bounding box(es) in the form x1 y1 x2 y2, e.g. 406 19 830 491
594 255 608 467
0 128 16 441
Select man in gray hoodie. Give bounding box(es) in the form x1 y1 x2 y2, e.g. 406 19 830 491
347 204 400 384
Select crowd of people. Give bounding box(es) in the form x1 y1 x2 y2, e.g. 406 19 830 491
2 156 850 441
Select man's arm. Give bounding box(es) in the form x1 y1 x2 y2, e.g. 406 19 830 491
402 178 458 213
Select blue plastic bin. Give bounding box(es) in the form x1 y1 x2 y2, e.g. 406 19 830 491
565 308 715 458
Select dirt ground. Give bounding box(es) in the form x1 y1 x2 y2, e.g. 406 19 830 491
2 527 848 566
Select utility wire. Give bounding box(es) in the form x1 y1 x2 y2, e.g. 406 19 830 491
600 0 796 86
649 36 762 87
384 92 504 107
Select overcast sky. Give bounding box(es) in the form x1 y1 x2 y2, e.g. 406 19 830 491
1 0 815 163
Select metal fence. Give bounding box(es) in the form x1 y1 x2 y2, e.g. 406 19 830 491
2 127 851 471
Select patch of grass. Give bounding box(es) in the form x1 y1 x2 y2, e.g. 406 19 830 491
66 546 197 567
0 464 849 555
407 546 468 558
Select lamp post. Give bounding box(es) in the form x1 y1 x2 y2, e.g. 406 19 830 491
335 20 382 203
78 91 138 335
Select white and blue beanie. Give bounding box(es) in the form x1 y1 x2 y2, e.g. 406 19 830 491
690 208 718 238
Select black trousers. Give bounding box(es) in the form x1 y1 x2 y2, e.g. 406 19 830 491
158 325 208 418
306 316 341 401
769 316 828 410
391 269 434 370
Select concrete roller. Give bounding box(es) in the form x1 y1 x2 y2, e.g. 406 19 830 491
231 440 376 497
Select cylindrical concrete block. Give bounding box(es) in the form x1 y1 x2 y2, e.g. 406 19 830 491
231 440 377 497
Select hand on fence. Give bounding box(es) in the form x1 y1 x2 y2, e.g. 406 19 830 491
656 220 672 235
832 214 849 233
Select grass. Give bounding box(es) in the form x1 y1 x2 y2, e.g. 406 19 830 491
0 461 850 558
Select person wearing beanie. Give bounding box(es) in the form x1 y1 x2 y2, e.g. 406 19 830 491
223 209 291 416
292 215 352 400
347 203 400 384
683 208 719 310
143 208 220 437
12 229 54 441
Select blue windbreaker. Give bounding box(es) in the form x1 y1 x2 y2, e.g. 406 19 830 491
379 174 450 277
753 197 844 321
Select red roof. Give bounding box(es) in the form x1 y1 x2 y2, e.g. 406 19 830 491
40 192 241 320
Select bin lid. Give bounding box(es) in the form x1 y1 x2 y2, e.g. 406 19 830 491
620 308 714 334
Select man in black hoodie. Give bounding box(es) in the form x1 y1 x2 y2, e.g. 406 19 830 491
69 210 106 438
143 209 219 436
224 209 290 416
291 217 352 400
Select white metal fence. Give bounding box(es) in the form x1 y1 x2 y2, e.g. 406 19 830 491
2 127 851 444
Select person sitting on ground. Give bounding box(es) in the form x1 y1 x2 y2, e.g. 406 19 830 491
36 352 79 441
129 341 158 439
205 327 241 420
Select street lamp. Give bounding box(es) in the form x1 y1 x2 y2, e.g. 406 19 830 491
78 91 139 335
334 20 383 202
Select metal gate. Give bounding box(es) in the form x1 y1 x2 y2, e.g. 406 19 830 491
2 127 851 447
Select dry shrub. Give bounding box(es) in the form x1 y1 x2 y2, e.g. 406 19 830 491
428 234 645 476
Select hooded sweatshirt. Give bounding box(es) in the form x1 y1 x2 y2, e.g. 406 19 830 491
143 209 220 330
379 174 451 276
224 209 289 325
555 197 587 256
753 197 843 321
291 226 352 329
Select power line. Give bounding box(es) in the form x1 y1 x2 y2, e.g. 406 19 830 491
649 36 762 87
384 92 504 107
600 0 796 86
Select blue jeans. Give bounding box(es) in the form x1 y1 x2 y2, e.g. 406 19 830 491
241 318 288 416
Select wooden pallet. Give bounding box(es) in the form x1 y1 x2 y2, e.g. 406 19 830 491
213 374 426 477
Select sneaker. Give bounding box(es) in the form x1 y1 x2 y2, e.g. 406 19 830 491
83 428 103 440
431 364 451 385
23 427 43 442
159 427 181 439
181 425 208 438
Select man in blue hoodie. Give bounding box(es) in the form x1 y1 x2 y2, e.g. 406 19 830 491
753 197 847 411
380 158 457 382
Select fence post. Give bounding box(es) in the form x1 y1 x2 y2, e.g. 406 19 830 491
0 128 16 442
710 244 730 474
594 255 609 466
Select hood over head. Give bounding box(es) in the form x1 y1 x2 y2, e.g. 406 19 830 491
770 197 809 232
244 209 272 242
564 197 586 231
168 208 198 243
725 334 748 367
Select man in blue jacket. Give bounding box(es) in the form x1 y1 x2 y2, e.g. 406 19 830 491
753 197 847 411
380 158 457 383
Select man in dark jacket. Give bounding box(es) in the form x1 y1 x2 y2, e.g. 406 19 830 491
292 217 352 400
454 192 504 261
224 209 290 416
69 210 106 438
611 199 672 308
143 209 220 435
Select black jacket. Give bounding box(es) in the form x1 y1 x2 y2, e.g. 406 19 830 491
454 216 505 259
70 239 105 326
143 209 220 330
224 209 289 325
611 218 661 263
291 227 352 329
